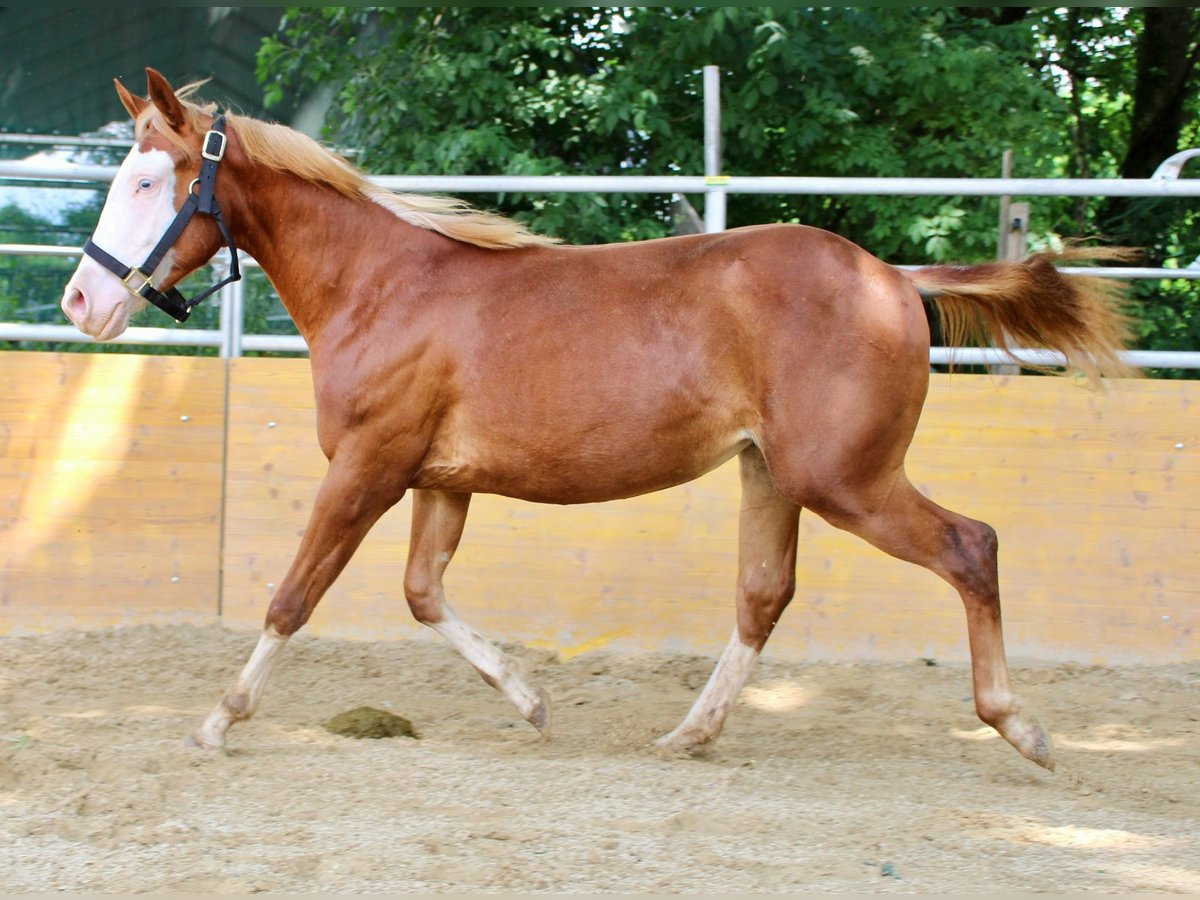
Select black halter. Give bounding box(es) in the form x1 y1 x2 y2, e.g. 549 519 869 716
83 116 242 323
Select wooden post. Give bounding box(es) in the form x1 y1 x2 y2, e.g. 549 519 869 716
1002 201 1030 264
991 149 1026 376
996 149 1013 260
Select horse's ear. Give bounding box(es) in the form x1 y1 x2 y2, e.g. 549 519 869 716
145 67 187 132
114 78 148 120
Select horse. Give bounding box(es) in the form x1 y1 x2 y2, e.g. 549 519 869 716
61 69 1135 770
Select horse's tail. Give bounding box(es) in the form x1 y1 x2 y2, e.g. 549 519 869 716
901 247 1139 382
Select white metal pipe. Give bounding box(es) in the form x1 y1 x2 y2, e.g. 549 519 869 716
0 243 83 258
373 174 706 193
1115 350 1200 369
240 334 308 353
1151 148 1200 180
703 65 726 234
227 270 246 359
0 323 223 347
215 255 236 359
370 174 1200 198
893 263 1200 280
7 159 1200 197
1057 266 1200 280
703 67 722 180
0 133 133 148
718 176 1200 198
705 185 728 234
0 161 120 183
928 347 1200 369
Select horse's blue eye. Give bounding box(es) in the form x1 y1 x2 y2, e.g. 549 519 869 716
138 178 155 191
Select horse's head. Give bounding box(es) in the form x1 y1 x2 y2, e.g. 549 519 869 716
62 69 234 339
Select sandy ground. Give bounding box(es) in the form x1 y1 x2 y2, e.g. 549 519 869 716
0 623 1197 894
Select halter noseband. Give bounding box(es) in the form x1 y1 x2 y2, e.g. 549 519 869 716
83 116 242 324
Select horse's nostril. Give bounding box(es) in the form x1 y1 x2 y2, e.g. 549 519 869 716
64 288 87 320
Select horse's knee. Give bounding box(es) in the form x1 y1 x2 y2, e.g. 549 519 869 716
403 570 444 625
942 518 999 601
264 593 308 636
950 518 998 566
736 565 796 649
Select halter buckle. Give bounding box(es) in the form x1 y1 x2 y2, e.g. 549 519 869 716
202 129 227 162
122 266 156 298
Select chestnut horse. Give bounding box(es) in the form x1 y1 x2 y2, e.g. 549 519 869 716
63 70 1133 769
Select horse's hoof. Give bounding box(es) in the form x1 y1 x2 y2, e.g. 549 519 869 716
1023 724 1055 771
653 732 704 760
527 688 552 737
999 715 1054 770
184 730 224 751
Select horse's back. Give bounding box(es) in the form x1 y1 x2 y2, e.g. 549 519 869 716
401 224 931 504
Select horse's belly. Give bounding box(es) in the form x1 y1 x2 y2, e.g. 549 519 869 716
413 423 752 504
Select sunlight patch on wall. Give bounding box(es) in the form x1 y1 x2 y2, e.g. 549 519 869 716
10 355 149 570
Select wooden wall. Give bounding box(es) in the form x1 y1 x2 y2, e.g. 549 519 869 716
0 353 223 631
2 351 1197 664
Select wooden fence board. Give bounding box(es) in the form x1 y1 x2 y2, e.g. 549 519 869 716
221 359 1199 664
2 352 1194 662
0 353 225 633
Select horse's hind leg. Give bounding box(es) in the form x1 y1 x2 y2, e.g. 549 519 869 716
812 476 1054 769
656 446 800 755
404 489 550 734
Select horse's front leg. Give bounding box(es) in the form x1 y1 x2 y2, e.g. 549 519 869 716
404 489 550 734
189 457 402 750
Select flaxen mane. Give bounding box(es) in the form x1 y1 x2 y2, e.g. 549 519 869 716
137 83 558 250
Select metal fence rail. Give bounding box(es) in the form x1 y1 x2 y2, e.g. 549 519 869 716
3 69 1198 370
8 162 1200 199
5 238 1198 368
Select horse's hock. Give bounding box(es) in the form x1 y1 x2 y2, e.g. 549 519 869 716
1 350 1196 665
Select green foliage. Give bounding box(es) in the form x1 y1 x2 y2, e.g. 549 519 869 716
257 7 1064 257
255 7 1198 366
7 7 1197 367
0 201 87 346
0 197 292 356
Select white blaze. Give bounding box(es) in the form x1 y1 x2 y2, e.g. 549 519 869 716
61 146 178 340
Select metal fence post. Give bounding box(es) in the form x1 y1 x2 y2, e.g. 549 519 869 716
215 252 244 359
703 65 727 233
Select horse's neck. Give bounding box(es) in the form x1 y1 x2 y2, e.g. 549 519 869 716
226 167 440 344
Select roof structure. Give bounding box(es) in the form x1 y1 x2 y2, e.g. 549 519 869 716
0 7 289 135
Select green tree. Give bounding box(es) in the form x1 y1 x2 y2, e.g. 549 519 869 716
1027 7 1200 367
0 203 81 330
0 194 291 355
258 7 1062 258
254 7 1197 363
